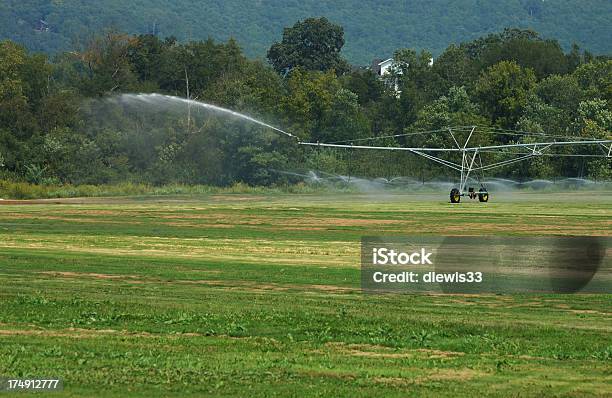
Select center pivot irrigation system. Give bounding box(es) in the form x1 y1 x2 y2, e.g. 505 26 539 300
281 126 612 203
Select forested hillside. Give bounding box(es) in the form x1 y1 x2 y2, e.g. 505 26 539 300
1 0 611 64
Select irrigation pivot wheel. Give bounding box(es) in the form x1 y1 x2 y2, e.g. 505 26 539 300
478 187 489 202
450 188 461 203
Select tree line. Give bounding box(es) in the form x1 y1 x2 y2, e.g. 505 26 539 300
0 18 610 187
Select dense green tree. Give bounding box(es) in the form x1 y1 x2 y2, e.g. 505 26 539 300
42 127 129 184
202 60 283 115
576 99 612 134
75 32 140 96
280 68 339 139
572 60 612 102
127 34 172 85
267 17 349 76
414 86 487 130
0 41 39 139
341 69 384 105
318 88 369 143
234 144 289 186
157 38 247 97
0 40 56 132
389 49 447 130
432 45 478 92
475 61 537 128
412 86 490 150
517 95 569 136
535 74 583 114
573 101 612 179
477 32 571 78
393 49 442 99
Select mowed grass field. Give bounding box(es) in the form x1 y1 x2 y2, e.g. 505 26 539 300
0 192 610 397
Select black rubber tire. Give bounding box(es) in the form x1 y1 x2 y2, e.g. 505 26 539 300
450 188 461 203
478 188 489 202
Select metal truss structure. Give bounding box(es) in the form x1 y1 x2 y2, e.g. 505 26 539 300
298 126 612 202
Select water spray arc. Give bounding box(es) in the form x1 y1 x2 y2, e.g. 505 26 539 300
117 94 298 139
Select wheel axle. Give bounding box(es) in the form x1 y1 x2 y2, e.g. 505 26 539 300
450 186 489 203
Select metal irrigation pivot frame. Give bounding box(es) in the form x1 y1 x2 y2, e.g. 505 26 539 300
297 126 612 203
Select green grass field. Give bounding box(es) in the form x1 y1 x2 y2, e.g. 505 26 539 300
0 192 610 397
